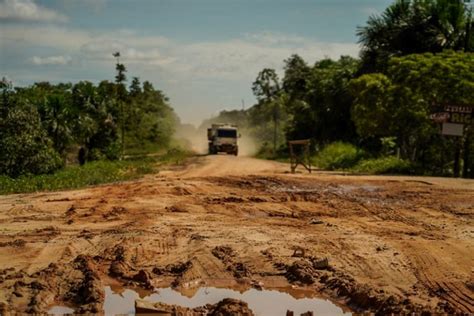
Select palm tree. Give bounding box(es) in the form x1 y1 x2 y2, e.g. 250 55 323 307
357 0 472 73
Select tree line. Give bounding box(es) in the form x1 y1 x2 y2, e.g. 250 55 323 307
0 55 178 178
208 0 474 177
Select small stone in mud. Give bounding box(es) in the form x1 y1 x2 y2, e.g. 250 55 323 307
292 247 305 258
309 218 324 225
250 280 263 290
376 245 389 252
311 257 329 270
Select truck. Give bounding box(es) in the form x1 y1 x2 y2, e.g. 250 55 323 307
207 123 239 155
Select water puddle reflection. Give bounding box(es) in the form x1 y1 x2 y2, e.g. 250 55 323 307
104 286 351 315
48 305 74 315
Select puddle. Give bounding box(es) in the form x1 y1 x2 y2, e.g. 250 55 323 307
48 305 74 315
103 286 351 316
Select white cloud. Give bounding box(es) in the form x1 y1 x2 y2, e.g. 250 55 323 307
3 25 359 83
4 25 359 81
0 0 68 23
171 33 359 80
0 25 91 49
30 55 71 65
56 0 107 14
80 39 175 66
1 25 361 124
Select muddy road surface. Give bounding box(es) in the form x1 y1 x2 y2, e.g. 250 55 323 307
0 155 473 314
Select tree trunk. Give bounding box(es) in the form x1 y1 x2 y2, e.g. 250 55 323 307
453 138 461 178
463 127 472 179
273 103 278 157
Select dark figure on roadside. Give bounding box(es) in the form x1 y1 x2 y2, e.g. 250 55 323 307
78 147 86 166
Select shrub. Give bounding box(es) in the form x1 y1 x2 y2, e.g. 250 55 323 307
352 156 413 174
0 106 63 177
0 158 157 194
313 142 365 170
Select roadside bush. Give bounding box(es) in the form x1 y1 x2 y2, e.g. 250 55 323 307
352 156 413 174
0 106 63 177
159 147 193 164
0 158 157 194
313 142 365 170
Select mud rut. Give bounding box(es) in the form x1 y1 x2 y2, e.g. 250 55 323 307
0 156 472 314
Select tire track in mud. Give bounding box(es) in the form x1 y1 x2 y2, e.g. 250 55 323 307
0 156 472 314
411 250 474 313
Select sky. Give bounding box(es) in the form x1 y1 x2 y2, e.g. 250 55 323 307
0 0 392 125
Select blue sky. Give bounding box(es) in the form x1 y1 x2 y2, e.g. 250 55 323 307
0 0 392 124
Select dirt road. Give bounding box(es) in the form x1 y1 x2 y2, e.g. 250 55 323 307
0 155 473 314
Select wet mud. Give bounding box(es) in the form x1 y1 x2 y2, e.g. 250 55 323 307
0 156 473 314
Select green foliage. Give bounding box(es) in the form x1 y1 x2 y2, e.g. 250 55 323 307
0 105 63 177
0 158 156 195
350 51 474 172
352 156 414 174
158 147 194 165
0 57 178 178
125 81 178 153
252 68 280 101
280 56 361 149
357 0 473 72
350 73 395 138
313 142 366 170
71 80 120 161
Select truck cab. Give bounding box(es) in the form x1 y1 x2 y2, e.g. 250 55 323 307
207 124 239 155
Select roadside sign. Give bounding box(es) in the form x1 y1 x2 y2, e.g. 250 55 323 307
433 105 473 124
431 105 472 136
442 123 464 136
429 112 450 123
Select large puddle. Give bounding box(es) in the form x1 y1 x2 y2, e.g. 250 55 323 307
48 286 351 315
106 286 351 315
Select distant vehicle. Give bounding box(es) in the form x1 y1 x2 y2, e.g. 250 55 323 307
207 123 239 155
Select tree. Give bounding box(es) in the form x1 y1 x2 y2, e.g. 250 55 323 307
72 81 120 161
357 0 473 73
0 104 63 177
252 68 282 155
282 54 311 100
350 51 474 176
284 56 359 147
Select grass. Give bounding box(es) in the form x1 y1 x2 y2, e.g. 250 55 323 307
307 142 414 175
0 147 192 195
312 142 366 170
351 156 414 174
